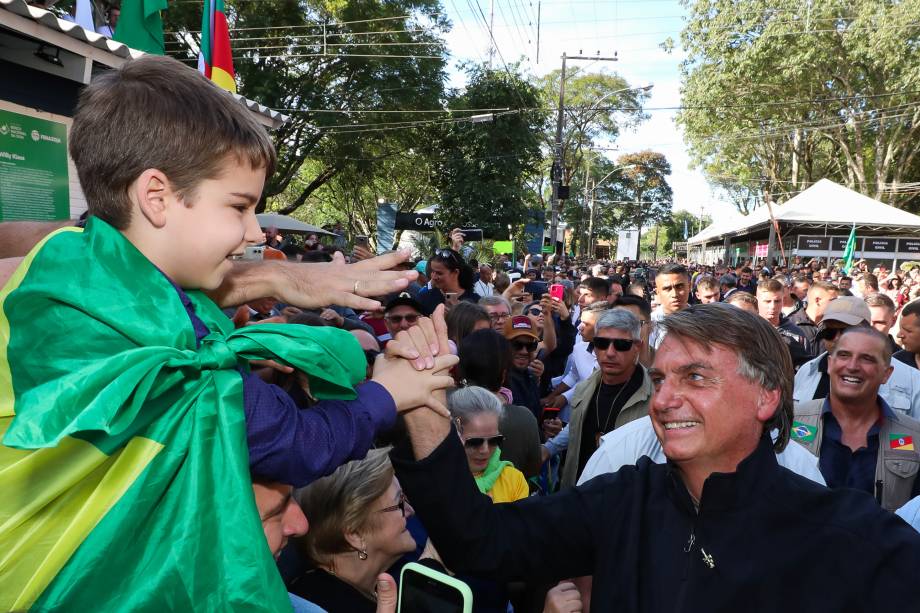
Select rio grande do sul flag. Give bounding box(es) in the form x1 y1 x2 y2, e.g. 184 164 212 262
891 434 915 451
197 0 236 93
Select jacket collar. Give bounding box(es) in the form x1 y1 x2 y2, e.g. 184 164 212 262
666 435 779 514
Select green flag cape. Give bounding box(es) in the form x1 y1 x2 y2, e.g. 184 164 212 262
0 218 366 611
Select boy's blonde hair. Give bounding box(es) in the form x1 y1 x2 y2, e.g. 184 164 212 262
69 55 276 230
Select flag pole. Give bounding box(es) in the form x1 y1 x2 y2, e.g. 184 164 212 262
763 197 786 265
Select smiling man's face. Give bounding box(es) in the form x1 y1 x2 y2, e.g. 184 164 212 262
828 331 892 404
649 334 776 477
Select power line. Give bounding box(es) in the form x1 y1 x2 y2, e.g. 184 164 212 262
275 107 510 114
167 12 445 35
229 41 442 52
226 53 446 61
165 27 433 47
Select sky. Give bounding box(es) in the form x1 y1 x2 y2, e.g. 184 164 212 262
439 0 738 221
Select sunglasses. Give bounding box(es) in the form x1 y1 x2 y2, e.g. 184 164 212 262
525 308 543 316
463 435 505 450
378 492 409 517
385 313 420 325
593 337 637 352
511 340 538 352
434 249 460 264
818 327 846 341
364 349 380 365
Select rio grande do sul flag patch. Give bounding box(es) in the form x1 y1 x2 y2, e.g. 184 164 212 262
890 434 915 451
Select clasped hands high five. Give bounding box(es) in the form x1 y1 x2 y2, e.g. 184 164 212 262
370 304 457 417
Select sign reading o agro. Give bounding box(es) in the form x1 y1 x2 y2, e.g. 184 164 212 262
395 212 442 231
0 109 70 221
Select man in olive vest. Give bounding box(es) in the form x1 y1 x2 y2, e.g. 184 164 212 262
558 308 652 489
792 326 920 511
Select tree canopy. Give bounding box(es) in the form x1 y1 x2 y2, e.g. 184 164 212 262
677 0 920 213
432 64 546 235
163 0 449 211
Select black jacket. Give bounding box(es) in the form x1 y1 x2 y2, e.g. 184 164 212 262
507 367 542 420
392 430 920 612
541 315 577 396
786 305 820 357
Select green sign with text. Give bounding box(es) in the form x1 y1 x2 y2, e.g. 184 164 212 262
0 109 69 221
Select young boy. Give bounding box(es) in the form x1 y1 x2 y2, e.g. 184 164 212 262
0 56 454 611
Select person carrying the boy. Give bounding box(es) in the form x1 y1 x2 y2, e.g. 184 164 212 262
0 56 455 612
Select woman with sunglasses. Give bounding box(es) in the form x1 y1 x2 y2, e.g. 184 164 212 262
290 448 429 612
448 386 529 613
449 386 529 503
417 248 480 315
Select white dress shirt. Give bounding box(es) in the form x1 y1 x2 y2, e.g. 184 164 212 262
578 416 827 486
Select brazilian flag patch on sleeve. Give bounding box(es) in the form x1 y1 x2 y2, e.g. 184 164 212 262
791 421 817 443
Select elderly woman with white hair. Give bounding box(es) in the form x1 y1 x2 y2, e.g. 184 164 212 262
449 386 529 503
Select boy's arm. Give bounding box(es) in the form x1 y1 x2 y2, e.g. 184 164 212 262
243 374 397 487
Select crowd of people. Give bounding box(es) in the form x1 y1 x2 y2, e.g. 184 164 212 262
2 54 920 612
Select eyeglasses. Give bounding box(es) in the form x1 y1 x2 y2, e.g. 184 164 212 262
462 435 505 450
525 308 543 316
593 337 637 352
378 492 409 517
511 339 538 352
488 312 509 322
385 313 420 325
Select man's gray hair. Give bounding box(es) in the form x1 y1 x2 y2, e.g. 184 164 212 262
581 300 610 315
659 303 793 452
595 308 641 341
448 386 504 426
479 295 512 311
835 327 893 367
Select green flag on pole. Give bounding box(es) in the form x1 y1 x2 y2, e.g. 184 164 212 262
114 0 168 54
0 219 366 611
842 223 857 275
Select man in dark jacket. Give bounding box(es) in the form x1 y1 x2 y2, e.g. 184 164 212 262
391 304 920 612
502 315 544 419
787 281 838 357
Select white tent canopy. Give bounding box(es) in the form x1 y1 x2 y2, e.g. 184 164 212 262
256 213 335 236
688 179 920 245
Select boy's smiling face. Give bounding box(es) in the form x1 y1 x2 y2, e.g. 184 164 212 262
128 155 267 290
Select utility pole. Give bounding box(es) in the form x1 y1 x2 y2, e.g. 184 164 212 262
488 0 495 68
549 52 617 258
535 1 541 64
587 179 596 258
582 153 591 256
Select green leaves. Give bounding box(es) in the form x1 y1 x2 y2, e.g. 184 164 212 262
432 64 547 236
677 0 920 213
